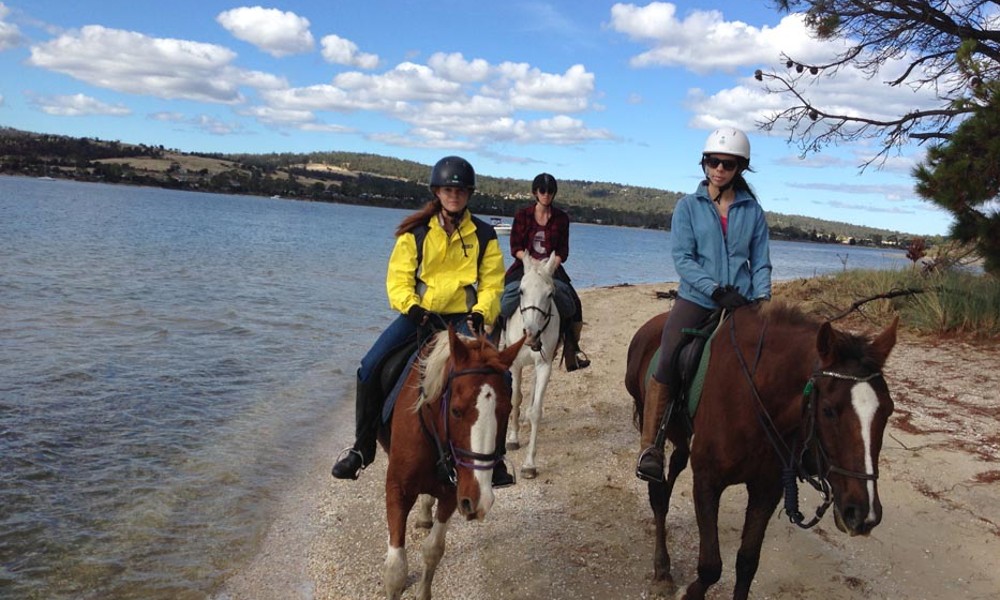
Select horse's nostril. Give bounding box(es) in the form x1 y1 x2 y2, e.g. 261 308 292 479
842 504 864 529
460 497 474 515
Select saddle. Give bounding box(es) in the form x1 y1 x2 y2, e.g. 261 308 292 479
378 339 420 428
647 309 724 424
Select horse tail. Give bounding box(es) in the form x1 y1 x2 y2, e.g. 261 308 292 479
624 329 647 432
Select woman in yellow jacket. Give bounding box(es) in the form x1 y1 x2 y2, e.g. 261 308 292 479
331 156 513 485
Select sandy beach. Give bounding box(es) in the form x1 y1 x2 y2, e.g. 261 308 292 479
217 282 1000 600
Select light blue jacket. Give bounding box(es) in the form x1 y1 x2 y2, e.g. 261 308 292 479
672 181 772 309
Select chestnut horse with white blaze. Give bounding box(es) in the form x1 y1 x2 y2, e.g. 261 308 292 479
380 327 524 600
625 303 897 600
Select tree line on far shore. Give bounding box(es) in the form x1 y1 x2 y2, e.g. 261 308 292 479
0 126 926 248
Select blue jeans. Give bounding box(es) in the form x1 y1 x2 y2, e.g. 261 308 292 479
358 313 473 382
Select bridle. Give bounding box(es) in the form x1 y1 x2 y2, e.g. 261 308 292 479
419 366 506 486
518 291 555 354
728 314 886 529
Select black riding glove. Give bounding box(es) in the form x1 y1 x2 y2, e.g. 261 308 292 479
711 285 749 311
466 312 485 335
407 305 429 326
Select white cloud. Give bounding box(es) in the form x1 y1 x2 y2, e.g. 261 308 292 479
427 52 490 83
149 110 242 135
320 34 378 69
31 93 131 116
609 3 792 73
257 52 609 149
216 7 314 57
27 25 287 104
0 2 27 51
610 3 942 146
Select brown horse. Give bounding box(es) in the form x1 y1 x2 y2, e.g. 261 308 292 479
624 303 897 600
380 327 524 600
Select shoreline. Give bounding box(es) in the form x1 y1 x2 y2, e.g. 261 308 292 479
216 282 1000 600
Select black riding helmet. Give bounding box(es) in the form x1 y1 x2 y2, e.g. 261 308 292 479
429 156 476 190
532 173 557 197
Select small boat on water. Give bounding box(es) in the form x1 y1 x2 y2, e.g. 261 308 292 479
490 217 512 235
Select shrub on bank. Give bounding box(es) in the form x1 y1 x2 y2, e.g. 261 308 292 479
775 269 1000 339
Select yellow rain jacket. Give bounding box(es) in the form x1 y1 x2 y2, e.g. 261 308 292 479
386 212 505 324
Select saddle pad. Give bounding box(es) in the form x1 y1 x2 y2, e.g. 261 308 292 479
643 326 718 418
381 344 420 424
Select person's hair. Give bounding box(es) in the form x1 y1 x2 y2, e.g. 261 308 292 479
532 173 558 197
396 199 440 236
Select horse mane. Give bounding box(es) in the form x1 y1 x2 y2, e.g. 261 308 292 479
760 301 884 371
413 330 508 411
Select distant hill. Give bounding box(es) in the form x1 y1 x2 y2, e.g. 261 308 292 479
0 126 932 246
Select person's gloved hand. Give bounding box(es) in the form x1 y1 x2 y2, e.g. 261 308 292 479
466 312 485 335
407 305 429 326
711 285 749 311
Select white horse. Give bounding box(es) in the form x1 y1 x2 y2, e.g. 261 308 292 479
502 253 561 478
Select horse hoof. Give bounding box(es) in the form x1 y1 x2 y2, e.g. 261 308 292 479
506 441 520 451
647 576 676 599
520 467 537 479
414 517 433 529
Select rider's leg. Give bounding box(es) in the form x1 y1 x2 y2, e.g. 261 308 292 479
331 315 415 480
331 372 383 479
555 281 589 372
636 298 711 481
492 370 516 488
499 278 521 320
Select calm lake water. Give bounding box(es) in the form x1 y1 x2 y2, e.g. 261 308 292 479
0 176 908 599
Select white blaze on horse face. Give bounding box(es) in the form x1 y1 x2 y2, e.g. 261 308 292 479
851 382 880 523
471 383 499 515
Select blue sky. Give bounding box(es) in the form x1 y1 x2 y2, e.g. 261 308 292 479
0 1 953 235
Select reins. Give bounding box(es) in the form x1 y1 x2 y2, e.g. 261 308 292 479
726 313 884 529
418 365 506 486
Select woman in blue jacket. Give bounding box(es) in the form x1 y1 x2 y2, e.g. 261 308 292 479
636 127 772 482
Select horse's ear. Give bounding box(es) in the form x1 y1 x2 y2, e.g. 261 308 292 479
544 252 559 274
522 254 536 269
449 326 470 363
816 321 836 365
499 334 527 368
869 316 899 367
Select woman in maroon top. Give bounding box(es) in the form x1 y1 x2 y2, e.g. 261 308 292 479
500 173 590 371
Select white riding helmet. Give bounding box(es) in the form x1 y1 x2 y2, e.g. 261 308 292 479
702 127 750 160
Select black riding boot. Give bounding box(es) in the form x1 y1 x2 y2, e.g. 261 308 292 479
563 321 591 372
492 372 515 488
331 375 383 480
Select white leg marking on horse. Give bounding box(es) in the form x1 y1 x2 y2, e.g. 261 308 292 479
384 544 407 600
851 382 879 523
472 383 498 514
417 518 450 599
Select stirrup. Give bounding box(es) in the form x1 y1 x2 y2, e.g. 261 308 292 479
331 447 366 480
635 446 666 483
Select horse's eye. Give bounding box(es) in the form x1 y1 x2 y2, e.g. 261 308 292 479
450 408 461 418
822 406 835 419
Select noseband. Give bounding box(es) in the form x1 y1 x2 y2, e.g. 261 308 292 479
419 366 506 486
519 293 555 353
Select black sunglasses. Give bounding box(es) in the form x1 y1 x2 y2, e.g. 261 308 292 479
703 157 739 171
535 187 555 195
